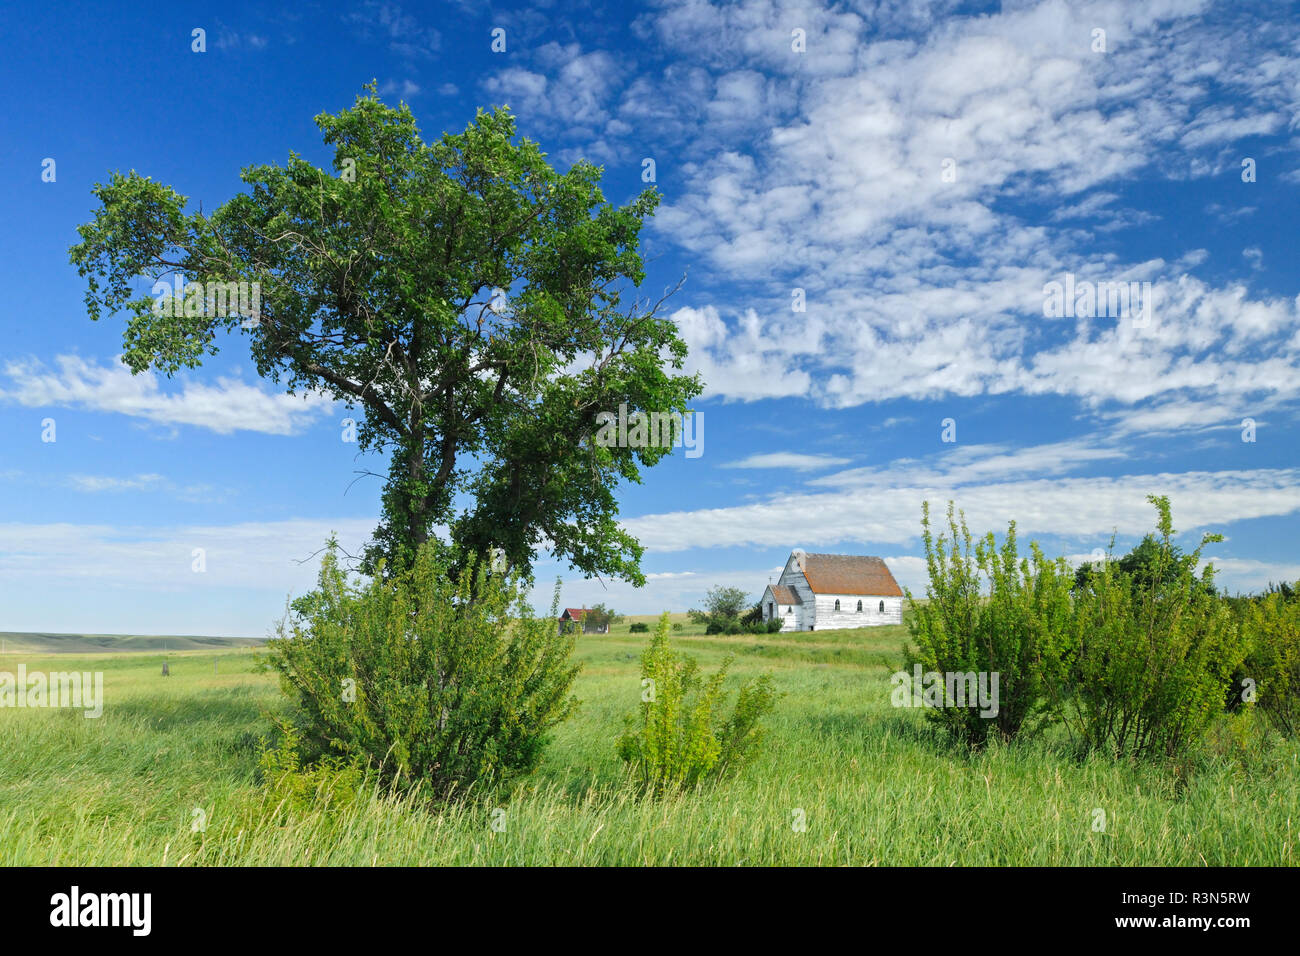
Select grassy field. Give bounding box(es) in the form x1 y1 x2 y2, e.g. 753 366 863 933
0 632 265 654
1 613 1295 865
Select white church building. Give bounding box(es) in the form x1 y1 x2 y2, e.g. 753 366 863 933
761 550 904 632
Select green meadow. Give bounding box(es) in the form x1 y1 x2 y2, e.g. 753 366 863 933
1 615 1295 866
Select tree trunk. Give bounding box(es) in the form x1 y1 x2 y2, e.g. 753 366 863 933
407 420 428 556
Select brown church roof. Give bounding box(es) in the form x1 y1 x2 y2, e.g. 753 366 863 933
795 552 903 597
767 584 802 604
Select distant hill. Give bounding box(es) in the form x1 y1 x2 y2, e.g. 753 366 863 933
0 632 267 654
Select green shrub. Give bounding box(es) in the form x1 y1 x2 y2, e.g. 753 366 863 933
688 587 751 633
1240 587 1300 736
671 622 684 632
1050 496 1243 759
266 541 580 798
629 622 650 633
765 619 784 633
702 614 746 635
906 502 1073 747
258 722 366 820
616 612 777 793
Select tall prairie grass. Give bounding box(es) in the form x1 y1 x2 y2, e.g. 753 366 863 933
0 619 1295 865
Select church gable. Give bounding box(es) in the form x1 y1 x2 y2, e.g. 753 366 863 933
765 584 801 605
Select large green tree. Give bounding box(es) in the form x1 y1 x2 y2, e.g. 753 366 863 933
1073 533 1217 598
687 585 751 630
70 87 701 581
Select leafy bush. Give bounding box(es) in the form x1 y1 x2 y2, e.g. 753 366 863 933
671 622 683 632
266 541 581 798
1049 496 1243 759
906 502 1073 747
907 496 1251 762
258 722 366 820
766 619 784 634
688 586 751 633
1239 586 1300 736
629 621 650 633
616 613 777 792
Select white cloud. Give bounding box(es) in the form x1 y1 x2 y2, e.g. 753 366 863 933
622 467 1300 554
723 452 852 471
807 440 1127 488
65 473 226 504
345 2 440 58
1180 108 1283 149
1203 557 1300 593
0 356 336 436
211 27 271 52
671 304 813 402
672 268 1300 427
0 518 378 592
635 0 1300 433
483 43 622 132
67 474 166 493
380 78 420 98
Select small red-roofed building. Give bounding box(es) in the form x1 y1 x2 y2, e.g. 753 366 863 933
558 607 609 635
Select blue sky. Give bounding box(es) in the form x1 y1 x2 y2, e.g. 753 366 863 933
2 0 1299 635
